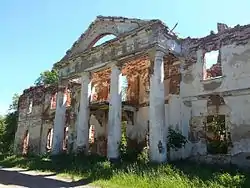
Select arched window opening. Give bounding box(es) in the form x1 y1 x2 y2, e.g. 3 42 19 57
91 34 117 48
91 84 98 102
51 93 57 109
63 127 69 151
27 98 33 114
22 130 29 155
203 50 222 80
89 124 95 144
66 89 71 107
46 128 53 151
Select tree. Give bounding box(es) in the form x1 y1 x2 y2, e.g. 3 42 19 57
8 93 19 111
34 69 59 86
0 94 19 154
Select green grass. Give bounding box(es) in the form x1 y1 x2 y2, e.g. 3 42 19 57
0 153 249 188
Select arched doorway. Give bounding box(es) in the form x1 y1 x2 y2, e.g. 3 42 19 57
63 127 69 151
22 130 29 155
46 128 53 152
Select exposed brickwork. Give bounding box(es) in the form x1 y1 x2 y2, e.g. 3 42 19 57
182 23 250 67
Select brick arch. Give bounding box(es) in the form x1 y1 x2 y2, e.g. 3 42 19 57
87 33 116 49
73 23 120 54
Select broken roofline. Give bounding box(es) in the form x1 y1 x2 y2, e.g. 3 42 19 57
182 23 250 49
53 17 179 69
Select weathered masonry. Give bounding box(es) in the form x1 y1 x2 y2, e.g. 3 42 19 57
14 16 250 165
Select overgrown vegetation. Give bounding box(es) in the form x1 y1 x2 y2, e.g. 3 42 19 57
119 126 188 163
0 153 249 188
0 94 19 154
34 69 59 86
206 115 231 154
1 90 249 187
167 127 187 151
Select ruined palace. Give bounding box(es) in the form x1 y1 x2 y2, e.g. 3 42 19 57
14 16 250 164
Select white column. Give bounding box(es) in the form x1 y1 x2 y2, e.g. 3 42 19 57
149 50 167 163
107 63 122 160
76 72 91 153
51 87 67 155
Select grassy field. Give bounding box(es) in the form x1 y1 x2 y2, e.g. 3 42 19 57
0 154 249 188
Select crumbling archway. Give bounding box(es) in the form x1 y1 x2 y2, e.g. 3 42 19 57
89 33 116 49
67 16 147 54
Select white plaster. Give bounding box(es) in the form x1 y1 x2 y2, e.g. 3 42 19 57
133 106 149 142
230 139 250 155
168 95 181 129
180 100 192 158
149 51 167 163
107 64 122 159
181 44 250 98
51 90 67 155
76 73 91 152
191 99 207 117
166 39 182 54
224 95 250 125
90 114 105 138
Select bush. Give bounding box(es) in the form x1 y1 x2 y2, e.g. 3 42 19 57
119 127 187 163
167 127 188 151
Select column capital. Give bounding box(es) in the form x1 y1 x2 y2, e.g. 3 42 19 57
148 45 168 63
57 85 67 92
81 71 90 77
109 61 122 70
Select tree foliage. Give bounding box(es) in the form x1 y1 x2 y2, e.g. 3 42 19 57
0 94 19 154
8 93 19 111
167 127 187 151
34 69 59 86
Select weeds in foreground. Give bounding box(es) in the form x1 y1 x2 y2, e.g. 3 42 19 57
0 154 249 188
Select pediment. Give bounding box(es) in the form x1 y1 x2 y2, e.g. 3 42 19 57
62 16 150 60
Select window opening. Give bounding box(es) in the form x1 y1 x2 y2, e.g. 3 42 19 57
203 50 222 79
206 115 227 154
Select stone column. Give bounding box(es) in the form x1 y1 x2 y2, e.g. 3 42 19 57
51 87 67 155
149 50 167 163
76 72 91 153
107 63 122 160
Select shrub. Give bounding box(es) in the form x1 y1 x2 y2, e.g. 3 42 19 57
167 127 187 152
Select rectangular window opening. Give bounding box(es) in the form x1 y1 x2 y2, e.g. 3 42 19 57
206 115 228 154
203 50 222 80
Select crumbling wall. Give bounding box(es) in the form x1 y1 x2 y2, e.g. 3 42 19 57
14 84 73 155
178 23 250 162
138 69 150 105
224 95 250 155
14 86 45 154
91 69 111 102
40 120 53 154
181 23 250 97
68 83 80 152
89 113 108 156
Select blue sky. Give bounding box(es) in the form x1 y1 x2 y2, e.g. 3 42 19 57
1 0 249 115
